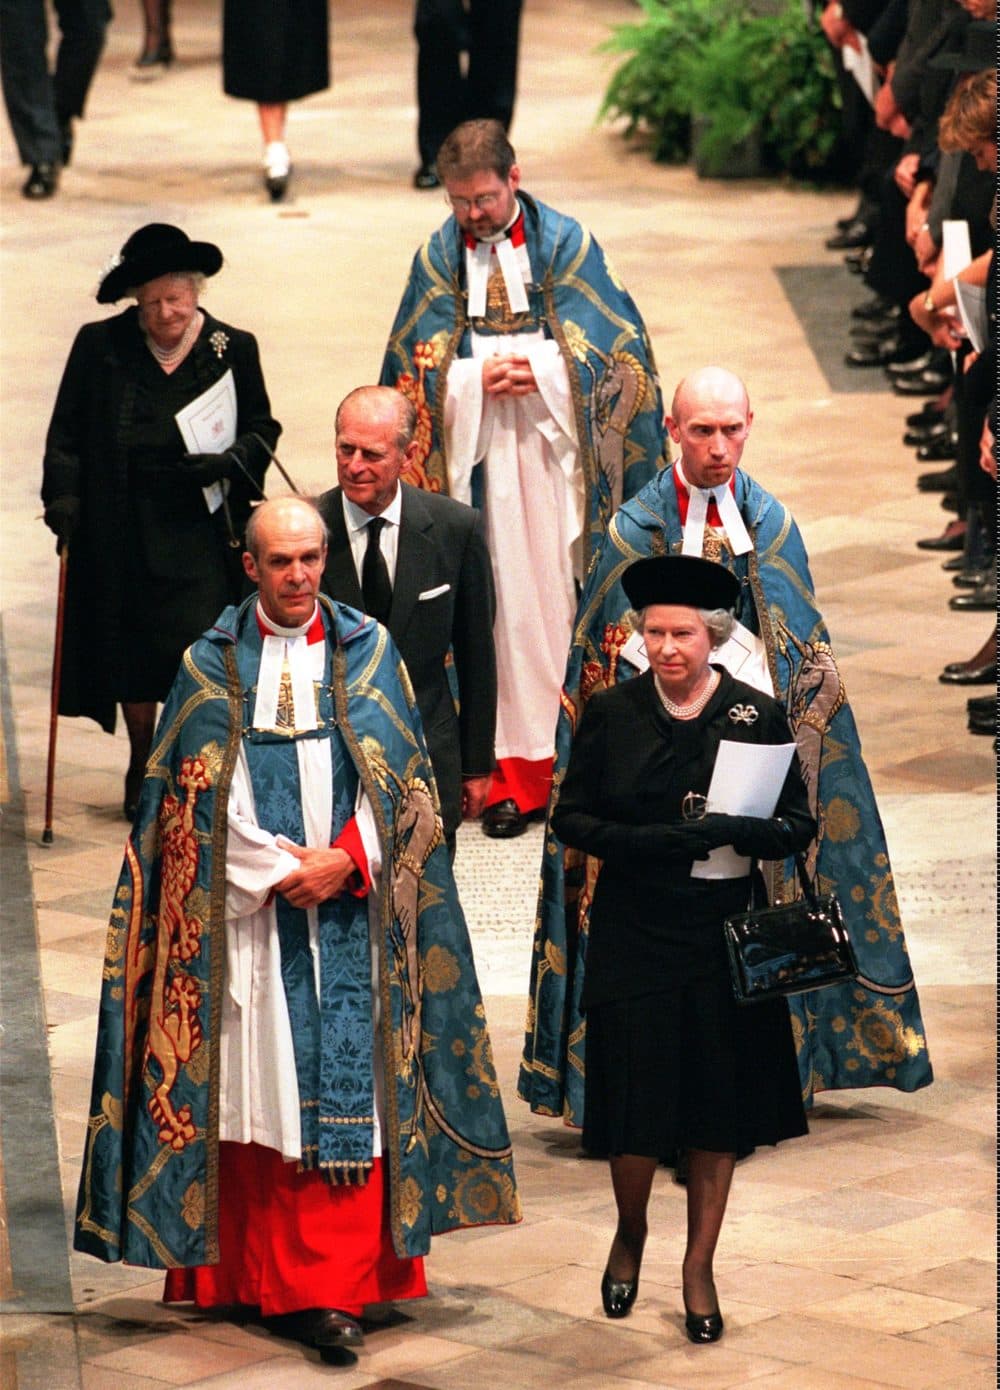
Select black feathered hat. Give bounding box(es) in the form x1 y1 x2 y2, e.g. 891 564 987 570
97 223 223 304
621 555 740 612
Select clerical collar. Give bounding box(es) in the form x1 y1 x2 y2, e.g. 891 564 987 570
463 206 525 250
673 462 752 557
255 599 324 643
342 488 402 537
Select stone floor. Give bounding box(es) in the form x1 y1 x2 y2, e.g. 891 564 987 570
0 2 995 1388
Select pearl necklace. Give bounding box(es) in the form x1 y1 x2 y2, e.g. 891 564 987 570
654 668 719 720
143 310 203 369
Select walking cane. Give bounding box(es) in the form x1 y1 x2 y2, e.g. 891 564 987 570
41 543 68 846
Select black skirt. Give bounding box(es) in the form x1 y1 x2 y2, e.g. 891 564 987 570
223 0 330 103
583 964 809 1159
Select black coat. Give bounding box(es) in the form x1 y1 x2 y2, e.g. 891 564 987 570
317 482 497 838
223 0 329 103
552 668 815 1008
42 307 281 730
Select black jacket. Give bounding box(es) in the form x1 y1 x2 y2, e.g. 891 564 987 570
318 482 497 838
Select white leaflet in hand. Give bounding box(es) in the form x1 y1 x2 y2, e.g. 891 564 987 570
954 281 987 354
941 220 972 280
691 738 796 880
174 367 237 514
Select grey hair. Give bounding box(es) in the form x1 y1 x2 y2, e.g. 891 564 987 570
633 606 734 648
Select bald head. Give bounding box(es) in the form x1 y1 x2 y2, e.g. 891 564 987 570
243 496 328 628
670 367 750 424
667 367 753 489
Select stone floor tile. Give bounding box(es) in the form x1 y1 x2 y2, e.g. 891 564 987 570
750 1371 898 1389
177 1353 379 1388
723 1312 990 1389
84 1328 277 1383
770 1188 935 1236
715 1261 866 1311
903 1306 997 1358
870 1208 996 1264
889 1256 996 1307
622 1340 790 1389
802 1285 977 1334
81 1370 178 1390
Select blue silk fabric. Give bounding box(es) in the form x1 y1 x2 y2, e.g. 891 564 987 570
236 623 374 1172
74 597 520 1268
518 467 933 1125
380 192 668 558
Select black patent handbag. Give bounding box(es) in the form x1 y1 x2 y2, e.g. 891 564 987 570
724 854 859 1005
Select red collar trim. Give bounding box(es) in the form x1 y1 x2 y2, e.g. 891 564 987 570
256 605 325 644
672 468 735 526
463 209 526 252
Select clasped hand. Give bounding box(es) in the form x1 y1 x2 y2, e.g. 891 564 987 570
482 354 539 397
275 844 357 909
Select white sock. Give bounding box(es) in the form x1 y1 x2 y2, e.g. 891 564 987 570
263 142 290 178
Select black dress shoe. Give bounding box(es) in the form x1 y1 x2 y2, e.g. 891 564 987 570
845 340 900 368
952 566 989 589
22 162 58 198
265 171 290 202
852 297 898 322
939 661 996 685
131 42 174 78
950 577 995 611
967 694 995 715
886 350 934 377
893 368 951 396
264 1308 364 1348
916 520 966 551
601 1269 639 1319
903 421 949 447
481 798 529 838
413 163 440 190
826 219 872 250
844 245 873 273
684 1306 725 1344
917 465 958 492
906 402 945 427
916 434 957 462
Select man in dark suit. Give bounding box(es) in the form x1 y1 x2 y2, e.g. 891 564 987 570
318 386 497 851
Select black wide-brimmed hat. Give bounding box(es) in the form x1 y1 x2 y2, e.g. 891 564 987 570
622 555 740 612
928 20 996 73
96 223 223 303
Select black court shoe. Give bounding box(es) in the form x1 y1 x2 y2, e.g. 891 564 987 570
684 1305 725 1344
601 1268 639 1318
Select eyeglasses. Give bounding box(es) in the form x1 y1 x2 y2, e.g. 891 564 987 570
445 192 502 214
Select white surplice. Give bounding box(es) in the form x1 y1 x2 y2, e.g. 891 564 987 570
443 239 584 763
217 607 383 1162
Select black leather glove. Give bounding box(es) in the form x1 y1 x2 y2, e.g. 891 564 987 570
644 821 715 861
43 496 80 550
177 451 233 484
697 812 799 859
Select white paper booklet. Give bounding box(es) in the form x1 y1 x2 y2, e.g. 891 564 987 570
174 368 237 514
690 738 796 880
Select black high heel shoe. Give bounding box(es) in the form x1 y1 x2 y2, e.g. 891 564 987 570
684 1305 724 1343
601 1268 639 1319
131 42 174 79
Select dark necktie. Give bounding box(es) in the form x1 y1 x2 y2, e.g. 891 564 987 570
361 516 392 624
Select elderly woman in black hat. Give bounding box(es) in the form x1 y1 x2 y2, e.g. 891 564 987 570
41 223 281 817
551 554 815 1344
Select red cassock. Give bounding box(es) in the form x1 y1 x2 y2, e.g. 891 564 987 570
163 1142 426 1317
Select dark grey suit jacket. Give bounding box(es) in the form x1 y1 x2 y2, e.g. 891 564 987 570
318 482 497 837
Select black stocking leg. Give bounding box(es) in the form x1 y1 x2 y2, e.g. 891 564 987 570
607 1153 656 1280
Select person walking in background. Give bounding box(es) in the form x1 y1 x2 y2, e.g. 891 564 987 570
382 120 667 838
0 0 111 198
412 0 522 189
131 0 175 79
223 0 330 201
41 223 280 817
318 387 497 856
